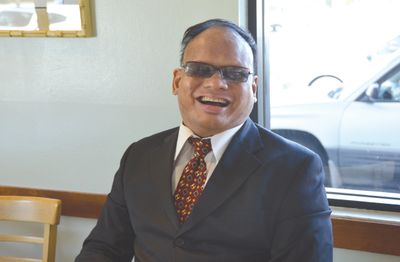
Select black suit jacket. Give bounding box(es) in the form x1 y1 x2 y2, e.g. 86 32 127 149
76 119 333 262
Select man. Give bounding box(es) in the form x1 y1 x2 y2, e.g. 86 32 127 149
76 19 333 262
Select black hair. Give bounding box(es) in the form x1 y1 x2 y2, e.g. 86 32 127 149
180 18 257 72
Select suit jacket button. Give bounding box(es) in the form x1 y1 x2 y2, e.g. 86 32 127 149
174 238 185 247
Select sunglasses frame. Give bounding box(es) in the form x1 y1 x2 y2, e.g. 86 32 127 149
181 61 253 83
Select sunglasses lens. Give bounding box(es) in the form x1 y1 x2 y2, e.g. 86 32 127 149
184 63 214 78
222 67 250 82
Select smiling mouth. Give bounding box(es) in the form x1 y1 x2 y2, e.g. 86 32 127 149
197 96 229 107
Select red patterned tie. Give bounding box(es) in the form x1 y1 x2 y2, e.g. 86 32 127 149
174 137 212 223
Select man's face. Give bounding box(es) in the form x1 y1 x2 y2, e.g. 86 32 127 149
172 27 258 137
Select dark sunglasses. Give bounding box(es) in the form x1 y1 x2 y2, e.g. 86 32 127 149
181 61 253 83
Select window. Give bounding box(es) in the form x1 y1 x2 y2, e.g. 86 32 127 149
261 0 400 208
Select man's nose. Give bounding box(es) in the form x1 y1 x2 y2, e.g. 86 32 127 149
204 70 228 89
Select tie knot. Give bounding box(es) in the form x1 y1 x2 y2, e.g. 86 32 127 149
188 137 212 158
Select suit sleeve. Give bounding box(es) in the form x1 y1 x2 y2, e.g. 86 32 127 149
269 152 333 262
75 145 135 262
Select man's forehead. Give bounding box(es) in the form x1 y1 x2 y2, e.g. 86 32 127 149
183 27 253 66
191 26 246 45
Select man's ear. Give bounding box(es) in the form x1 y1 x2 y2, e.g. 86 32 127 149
252 75 258 99
172 69 182 95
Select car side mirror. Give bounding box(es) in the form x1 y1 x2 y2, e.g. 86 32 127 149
365 83 379 101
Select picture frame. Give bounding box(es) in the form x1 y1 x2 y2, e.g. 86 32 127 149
0 0 93 37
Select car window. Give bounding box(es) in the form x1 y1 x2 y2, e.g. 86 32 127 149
378 68 400 102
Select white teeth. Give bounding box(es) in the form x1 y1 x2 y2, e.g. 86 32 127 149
201 97 228 104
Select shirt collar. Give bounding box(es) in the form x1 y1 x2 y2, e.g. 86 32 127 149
174 122 244 162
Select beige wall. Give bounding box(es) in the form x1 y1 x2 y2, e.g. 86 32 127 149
0 0 240 194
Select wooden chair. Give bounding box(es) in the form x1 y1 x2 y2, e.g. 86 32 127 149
0 196 61 262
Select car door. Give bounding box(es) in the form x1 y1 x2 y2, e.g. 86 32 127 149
338 65 400 192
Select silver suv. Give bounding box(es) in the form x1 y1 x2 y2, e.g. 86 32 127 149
270 54 400 193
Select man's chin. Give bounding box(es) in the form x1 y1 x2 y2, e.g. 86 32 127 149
196 120 234 136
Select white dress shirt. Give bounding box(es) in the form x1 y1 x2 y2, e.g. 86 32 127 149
172 123 244 193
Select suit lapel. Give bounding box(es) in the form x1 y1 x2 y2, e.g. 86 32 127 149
179 119 264 234
148 129 180 230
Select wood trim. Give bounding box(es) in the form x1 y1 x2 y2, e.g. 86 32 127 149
332 217 400 256
1 185 399 256
0 185 106 219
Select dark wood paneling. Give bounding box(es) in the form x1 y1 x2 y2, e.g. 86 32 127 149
332 217 400 256
1 185 399 256
0 185 106 218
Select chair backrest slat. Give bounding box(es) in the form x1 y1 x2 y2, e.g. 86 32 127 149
0 234 43 244
0 196 61 225
0 256 42 262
